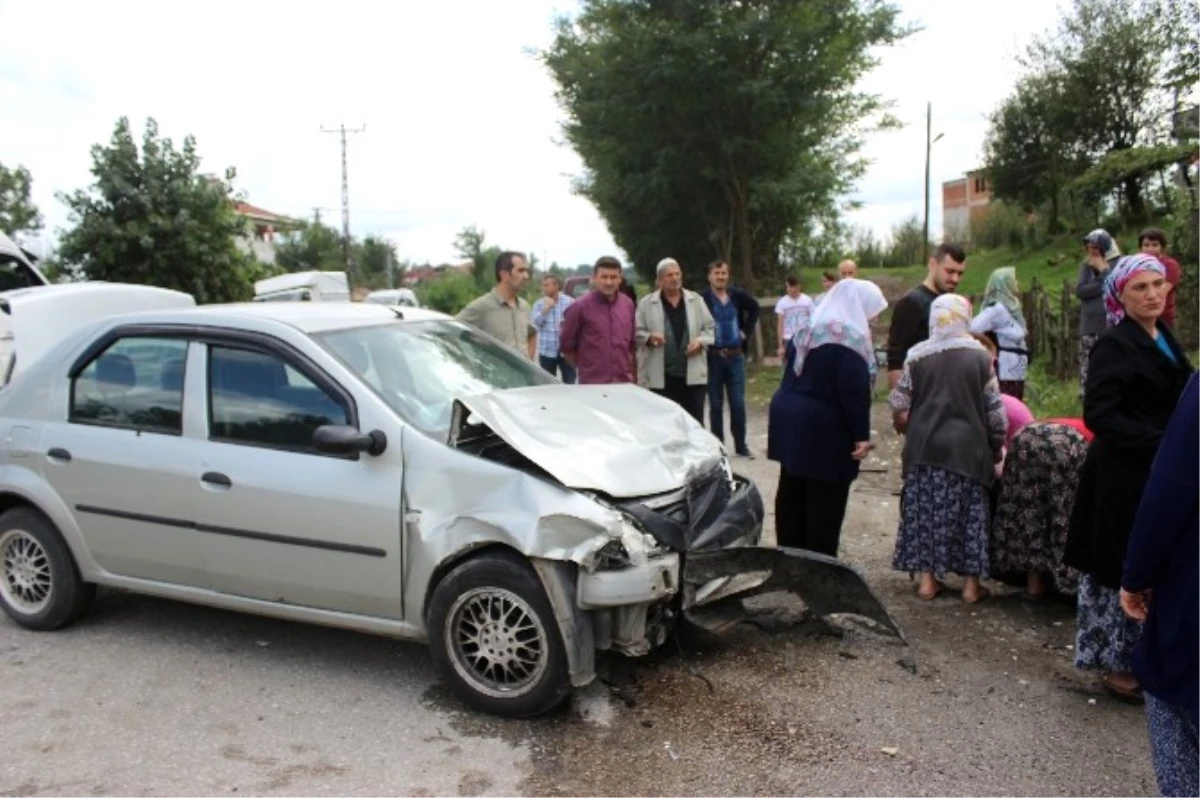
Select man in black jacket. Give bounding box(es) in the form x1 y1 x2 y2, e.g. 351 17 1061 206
701 260 760 458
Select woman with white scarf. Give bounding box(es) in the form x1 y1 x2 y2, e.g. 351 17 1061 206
889 294 1008 603
767 278 887 557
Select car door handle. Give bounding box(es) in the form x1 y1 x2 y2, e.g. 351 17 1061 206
201 471 232 488
47 447 72 462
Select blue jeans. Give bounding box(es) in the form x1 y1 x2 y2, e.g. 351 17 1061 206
707 351 748 452
539 354 576 384
1146 692 1199 797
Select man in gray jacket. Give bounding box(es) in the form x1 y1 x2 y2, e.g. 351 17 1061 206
636 258 715 422
1076 229 1120 402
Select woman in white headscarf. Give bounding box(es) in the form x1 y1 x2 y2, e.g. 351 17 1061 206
890 294 1007 602
767 278 887 557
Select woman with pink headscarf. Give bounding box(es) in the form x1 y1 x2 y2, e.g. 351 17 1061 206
1065 253 1193 702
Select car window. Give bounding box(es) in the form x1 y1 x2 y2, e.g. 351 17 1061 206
208 345 350 451
315 320 555 436
70 337 188 435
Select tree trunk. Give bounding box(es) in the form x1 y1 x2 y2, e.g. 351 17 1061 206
1123 175 1145 222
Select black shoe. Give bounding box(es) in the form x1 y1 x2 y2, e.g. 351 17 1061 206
735 449 755 459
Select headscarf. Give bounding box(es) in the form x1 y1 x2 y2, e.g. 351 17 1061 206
904 293 985 366
982 266 1025 328
1082 229 1121 262
1103 253 1166 327
790 277 887 381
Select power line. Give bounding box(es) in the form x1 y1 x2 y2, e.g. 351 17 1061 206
320 123 366 293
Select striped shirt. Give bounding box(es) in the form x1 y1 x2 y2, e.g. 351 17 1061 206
530 293 575 358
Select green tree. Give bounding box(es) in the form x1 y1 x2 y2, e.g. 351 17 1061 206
1023 0 1177 218
453 225 503 291
355 235 404 287
274 214 344 273
984 72 1087 232
57 117 254 303
0 162 43 237
417 271 479 315
542 0 908 292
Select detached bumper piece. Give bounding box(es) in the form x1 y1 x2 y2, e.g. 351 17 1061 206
620 470 765 552
681 546 905 642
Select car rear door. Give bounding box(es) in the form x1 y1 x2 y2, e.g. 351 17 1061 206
40 334 210 586
191 338 406 619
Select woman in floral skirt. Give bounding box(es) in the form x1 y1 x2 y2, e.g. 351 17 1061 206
890 294 1007 603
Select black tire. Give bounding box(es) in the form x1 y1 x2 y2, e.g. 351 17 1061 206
0 507 95 631
427 552 571 718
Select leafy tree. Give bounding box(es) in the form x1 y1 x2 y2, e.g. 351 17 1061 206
0 162 43 237
355 235 404 287
57 117 254 303
984 72 1087 232
542 0 908 292
1022 0 1176 217
274 214 343 273
417 271 479 315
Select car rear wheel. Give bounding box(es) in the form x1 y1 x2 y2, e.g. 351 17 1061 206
427 552 571 718
0 508 94 631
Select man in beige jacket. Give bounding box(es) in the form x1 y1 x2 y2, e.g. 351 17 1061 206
636 257 715 422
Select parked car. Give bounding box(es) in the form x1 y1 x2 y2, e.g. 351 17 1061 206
363 288 420 308
0 291 901 717
253 270 349 302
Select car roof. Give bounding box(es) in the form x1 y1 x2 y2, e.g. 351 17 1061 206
113 300 451 334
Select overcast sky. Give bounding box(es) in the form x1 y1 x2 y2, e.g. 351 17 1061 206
0 0 1064 268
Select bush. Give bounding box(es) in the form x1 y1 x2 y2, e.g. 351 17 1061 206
969 201 1040 251
416 272 480 316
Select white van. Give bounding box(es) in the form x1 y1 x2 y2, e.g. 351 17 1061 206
253 270 350 303
363 287 420 308
0 283 196 386
0 231 52 292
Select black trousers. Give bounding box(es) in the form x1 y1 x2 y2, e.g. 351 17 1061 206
653 374 706 423
775 470 852 557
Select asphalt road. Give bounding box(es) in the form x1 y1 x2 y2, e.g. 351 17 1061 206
0 403 1158 796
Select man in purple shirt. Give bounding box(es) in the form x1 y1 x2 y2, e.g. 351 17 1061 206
560 256 637 384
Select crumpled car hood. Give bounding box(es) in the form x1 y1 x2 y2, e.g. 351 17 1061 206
450 383 725 498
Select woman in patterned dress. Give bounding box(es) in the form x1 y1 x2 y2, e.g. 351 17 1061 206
991 419 1092 598
1064 253 1193 701
889 294 1008 603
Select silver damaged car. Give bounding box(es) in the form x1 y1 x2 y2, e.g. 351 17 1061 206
0 298 901 717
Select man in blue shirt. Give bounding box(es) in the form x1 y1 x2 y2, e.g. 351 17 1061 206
701 260 760 458
530 274 576 383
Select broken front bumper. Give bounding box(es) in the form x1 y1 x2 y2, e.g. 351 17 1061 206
681 545 905 642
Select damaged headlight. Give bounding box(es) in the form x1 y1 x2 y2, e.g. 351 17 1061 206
592 539 632 570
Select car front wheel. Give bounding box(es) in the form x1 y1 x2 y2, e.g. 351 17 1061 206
0 508 95 631
427 552 571 718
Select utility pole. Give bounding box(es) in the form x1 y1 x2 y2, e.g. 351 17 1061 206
922 102 932 267
922 103 945 265
321 123 365 294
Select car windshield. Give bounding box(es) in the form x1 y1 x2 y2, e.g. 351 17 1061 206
314 320 556 435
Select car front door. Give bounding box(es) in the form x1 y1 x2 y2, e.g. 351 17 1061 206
193 340 405 619
40 334 211 586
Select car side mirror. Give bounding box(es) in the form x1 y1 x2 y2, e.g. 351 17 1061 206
312 424 388 457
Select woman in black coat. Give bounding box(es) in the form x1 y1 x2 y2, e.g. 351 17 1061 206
767 278 887 557
1065 253 1194 701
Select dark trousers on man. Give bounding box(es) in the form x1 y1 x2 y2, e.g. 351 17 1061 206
539 354 577 384
707 350 749 454
653 374 705 423
774 470 851 557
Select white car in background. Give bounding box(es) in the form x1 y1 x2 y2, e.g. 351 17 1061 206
0 291 901 717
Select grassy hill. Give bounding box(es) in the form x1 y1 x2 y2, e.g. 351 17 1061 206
855 235 1087 302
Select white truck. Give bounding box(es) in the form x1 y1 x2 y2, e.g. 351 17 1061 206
253 271 350 303
0 231 52 292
